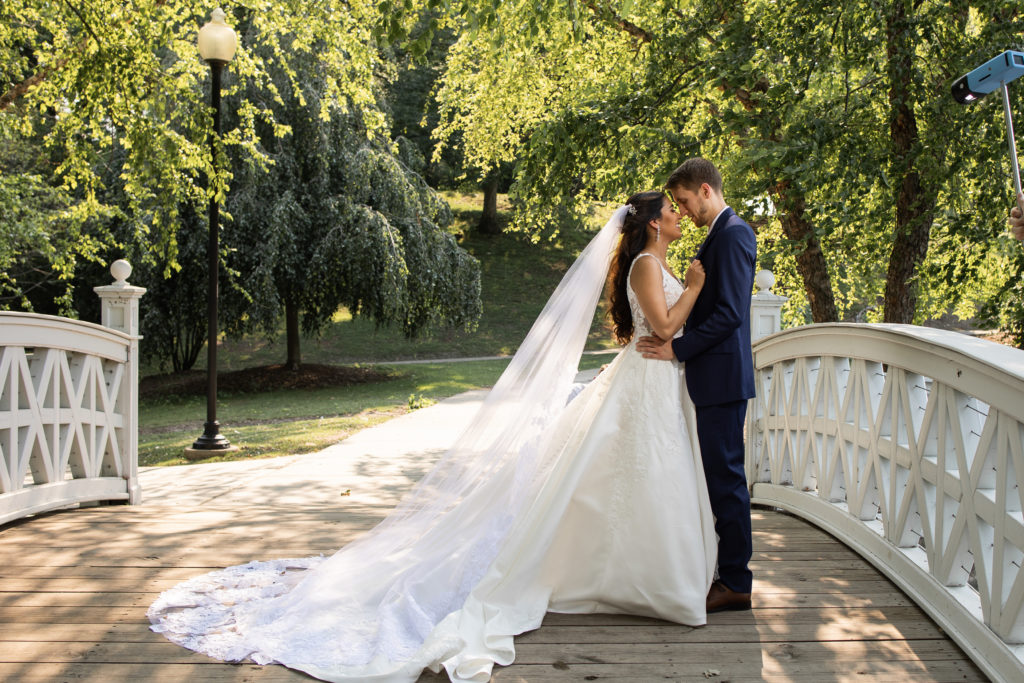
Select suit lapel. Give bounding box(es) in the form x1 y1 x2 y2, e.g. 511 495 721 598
694 207 735 260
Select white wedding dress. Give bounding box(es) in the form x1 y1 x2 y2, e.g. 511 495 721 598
149 249 716 682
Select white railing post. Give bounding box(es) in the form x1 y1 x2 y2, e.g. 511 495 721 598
750 269 788 342
748 270 788 483
94 260 146 504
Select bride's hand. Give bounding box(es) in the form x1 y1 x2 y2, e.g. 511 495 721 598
684 259 705 290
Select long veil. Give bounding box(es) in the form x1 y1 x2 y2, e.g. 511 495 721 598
148 206 630 678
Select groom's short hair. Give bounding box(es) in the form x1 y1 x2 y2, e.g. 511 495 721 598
666 158 723 194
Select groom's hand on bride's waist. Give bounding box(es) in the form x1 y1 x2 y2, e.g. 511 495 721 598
636 335 674 361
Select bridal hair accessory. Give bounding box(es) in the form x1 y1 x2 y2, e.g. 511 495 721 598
626 204 637 215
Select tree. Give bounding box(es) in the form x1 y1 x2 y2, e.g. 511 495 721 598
385 20 512 236
222 46 480 370
0 112 114 314
427 0 1022 329
0 0 387 300
136 205 211 372
2 1 481 372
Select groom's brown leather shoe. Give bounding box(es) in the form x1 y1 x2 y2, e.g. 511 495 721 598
706 581 752 613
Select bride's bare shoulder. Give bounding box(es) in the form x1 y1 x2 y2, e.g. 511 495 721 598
628 253 661 289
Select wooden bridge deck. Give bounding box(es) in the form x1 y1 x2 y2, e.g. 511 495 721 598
0 504 987 682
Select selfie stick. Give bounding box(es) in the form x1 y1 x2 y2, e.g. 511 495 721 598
952 50 1024 201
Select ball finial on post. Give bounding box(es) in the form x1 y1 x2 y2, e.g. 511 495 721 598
110 259 133 285
755 269 776 293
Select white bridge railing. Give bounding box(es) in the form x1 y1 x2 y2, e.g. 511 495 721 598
747 323 1024 682
0 261 145 525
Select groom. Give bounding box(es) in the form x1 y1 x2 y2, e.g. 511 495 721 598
636 157 757 613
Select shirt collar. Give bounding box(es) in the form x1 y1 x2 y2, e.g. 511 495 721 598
708 206 730 234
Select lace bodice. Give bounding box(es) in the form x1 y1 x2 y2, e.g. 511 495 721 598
626 253 685 339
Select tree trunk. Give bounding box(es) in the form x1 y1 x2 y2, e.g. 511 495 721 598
718 68 838 324
477 172 501 235
771 181 839 322
883 2 935 324
285 298 301 371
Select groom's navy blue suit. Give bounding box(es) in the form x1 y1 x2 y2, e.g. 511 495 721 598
671 206 756 594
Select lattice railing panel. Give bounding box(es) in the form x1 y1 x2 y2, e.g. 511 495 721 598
747 323 1024 681
0 311 138 525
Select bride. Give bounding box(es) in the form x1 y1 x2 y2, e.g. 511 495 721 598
148 190 717 682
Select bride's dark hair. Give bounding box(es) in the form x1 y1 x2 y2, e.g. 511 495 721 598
607 190 667 344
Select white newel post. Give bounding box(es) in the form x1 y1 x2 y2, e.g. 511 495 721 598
747 269 787 488
94 260 146 504
750 269 788 342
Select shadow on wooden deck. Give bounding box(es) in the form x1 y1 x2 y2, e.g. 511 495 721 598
0 505 987 682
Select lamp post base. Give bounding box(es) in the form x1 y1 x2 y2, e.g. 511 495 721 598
182 446 239 462
185 422 237 460
183 444 240 461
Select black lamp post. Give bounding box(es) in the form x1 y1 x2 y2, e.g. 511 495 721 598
189 8 238 455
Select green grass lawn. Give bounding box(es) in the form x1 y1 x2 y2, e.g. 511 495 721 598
140 355 613 467
139 193 623 467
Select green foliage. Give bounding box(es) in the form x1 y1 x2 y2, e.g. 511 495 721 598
0 121 113 313
7 0 1024 339
0 0 387 296
217 42 481 365
137 204 210 372
433 0 1024 330
2 1 480 369
981 245 1024 348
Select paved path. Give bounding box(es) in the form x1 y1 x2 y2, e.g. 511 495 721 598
139 368 601 508
140 389 485 508
365 348 618 366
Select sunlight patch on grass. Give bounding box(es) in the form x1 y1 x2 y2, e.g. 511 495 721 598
138 355 620 467
140 409 402 467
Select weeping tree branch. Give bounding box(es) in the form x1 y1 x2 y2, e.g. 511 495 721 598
59 0 102 46
0 62 62 111
582 1 653 42
0 4 96 113
1 0 139 111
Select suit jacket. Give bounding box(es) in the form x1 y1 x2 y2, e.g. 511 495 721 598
671 207 757 407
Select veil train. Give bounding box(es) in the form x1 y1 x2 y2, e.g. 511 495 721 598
148 206 631 677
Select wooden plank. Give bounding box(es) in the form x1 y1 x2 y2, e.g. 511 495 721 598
0 661 986 683
0 580 910 610
0 662 311 682
0 538 854 563
0 566 232 580
0 507 986 682
0 566 889 593
0 593 155 608
1 640 222 664
0 638 971 667
0 591 919 624
0 548 872 568
0 607 947 644
0 512 831 534
540 605 934 626
509 639 973 666
0 606 149 623
0 557 888 581
0 558 883 580
489 662 987 682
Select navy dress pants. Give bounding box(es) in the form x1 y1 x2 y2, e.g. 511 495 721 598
695 399 753 593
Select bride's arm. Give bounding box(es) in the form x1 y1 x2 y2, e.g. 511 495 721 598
630 258 705 340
